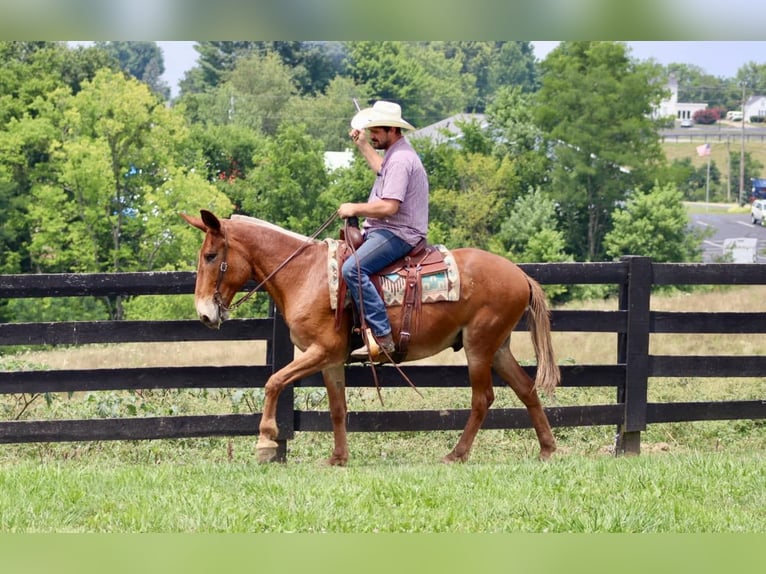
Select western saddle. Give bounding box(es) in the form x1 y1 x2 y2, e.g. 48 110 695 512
336 221 448 362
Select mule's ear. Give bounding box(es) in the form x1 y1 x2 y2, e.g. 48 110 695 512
179 212 206 231
200 209 222 233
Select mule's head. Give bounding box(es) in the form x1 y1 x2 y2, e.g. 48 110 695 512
180 210 252 329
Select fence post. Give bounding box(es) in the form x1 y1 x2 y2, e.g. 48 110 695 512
615 256 652 455
267 301 295 461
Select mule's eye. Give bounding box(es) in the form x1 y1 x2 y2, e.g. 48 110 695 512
204 253 217 264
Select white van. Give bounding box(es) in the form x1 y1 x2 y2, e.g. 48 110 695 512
727 111 743 121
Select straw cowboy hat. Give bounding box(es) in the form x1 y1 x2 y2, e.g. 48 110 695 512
351 100 415 131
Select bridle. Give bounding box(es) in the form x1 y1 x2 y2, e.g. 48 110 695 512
210 212 340 317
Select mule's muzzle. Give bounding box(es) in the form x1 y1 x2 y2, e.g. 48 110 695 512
196 299 227 329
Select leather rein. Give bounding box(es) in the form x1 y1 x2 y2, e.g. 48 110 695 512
210 212 420 404
212 212 340 316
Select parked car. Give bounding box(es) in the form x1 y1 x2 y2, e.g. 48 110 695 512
751 199 766 225
680 118 693 127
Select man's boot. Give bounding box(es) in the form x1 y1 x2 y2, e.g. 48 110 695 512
349 329 396 363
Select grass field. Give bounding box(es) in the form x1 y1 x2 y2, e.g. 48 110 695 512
662 133 766 203
1 283 765 533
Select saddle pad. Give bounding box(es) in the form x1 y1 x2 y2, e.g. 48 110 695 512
325 239 460 310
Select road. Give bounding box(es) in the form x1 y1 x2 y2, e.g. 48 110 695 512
691 208 766 262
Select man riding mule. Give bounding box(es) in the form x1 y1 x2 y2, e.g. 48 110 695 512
338 101 429 363
181 207 561 466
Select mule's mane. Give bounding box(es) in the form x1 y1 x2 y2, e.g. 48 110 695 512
231 214 317 243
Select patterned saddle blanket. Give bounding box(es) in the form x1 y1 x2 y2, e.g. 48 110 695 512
325 238 460 310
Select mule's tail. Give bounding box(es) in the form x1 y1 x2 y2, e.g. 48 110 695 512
526 276 560 396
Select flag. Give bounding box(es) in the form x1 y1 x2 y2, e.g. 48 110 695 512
696 143 711 157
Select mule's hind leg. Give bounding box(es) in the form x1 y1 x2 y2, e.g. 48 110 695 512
443 360 495 463
493 342 556 460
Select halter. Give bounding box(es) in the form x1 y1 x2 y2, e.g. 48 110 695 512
211 212 340 316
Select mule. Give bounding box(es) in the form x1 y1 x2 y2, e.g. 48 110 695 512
181 210 560 465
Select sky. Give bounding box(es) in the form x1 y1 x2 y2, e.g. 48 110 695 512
154 41 766 98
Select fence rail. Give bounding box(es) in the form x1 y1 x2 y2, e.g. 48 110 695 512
1 257 765 456
660 132 766 144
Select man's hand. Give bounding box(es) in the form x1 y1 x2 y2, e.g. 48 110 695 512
337 203 357 218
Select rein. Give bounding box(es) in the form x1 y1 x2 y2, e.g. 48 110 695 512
213 212 340 314
343 219 421 404
212 211 421 404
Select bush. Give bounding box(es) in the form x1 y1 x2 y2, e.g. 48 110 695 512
693 108 720 124
750 116 765 123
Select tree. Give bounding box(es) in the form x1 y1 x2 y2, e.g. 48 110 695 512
535 41 667 261
282 76 371 152
735 61 766 95
658 157 722 201
345 42 475 127
486 85 551 196
428 153 518 250
183 51 298 135
0 42 76 275
729 150 764 203
496 188 573 301
430 42 538 112
603 182 706 263
660 63 729 108
94 41 170 99
179 41 345 98
497 188 571 263
188 122 264 213
25 70 232 319
242 122 330 235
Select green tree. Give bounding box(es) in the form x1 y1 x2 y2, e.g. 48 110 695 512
603 182 706 263
660 63 729 108
242 122 330 234
730 150 764 203
535 41 667 261
0 42 74 275
428 153 518 250
188 123 264 212
431 42 538 112
25 70 232 318
184 51 298 135
282 76 370 152
179 41 344 97
735 61 766 94
486 85 550 196
497 188 571 263
94 41 170 99
346 42 475 127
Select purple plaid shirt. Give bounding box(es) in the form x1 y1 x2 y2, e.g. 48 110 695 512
363 137 429 246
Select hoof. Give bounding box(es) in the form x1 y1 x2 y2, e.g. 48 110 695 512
539 447 556 461
441 451 468 464
256 439 279 464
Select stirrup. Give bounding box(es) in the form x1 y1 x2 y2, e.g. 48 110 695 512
349 329 394 363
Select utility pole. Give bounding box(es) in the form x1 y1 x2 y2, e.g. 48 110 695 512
739 82 746 204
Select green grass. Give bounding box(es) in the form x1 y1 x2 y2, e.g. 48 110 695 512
2 284 765 533
0 448 763 533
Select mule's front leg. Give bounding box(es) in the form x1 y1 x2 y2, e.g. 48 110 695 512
257 345 330 463
322 364 349 466
256 372 284 463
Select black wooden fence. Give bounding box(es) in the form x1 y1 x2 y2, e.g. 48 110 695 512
1 256 765 457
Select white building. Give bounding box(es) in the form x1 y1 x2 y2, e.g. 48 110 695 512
652 74 707 121
744 95 766 122
324 150 354 172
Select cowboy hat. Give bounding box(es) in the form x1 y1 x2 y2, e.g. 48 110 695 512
351 100 415 131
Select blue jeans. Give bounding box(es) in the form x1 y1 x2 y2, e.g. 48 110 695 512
341 229 412 337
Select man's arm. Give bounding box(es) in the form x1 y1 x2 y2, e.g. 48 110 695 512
349 129 383 174
338 198 399 219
